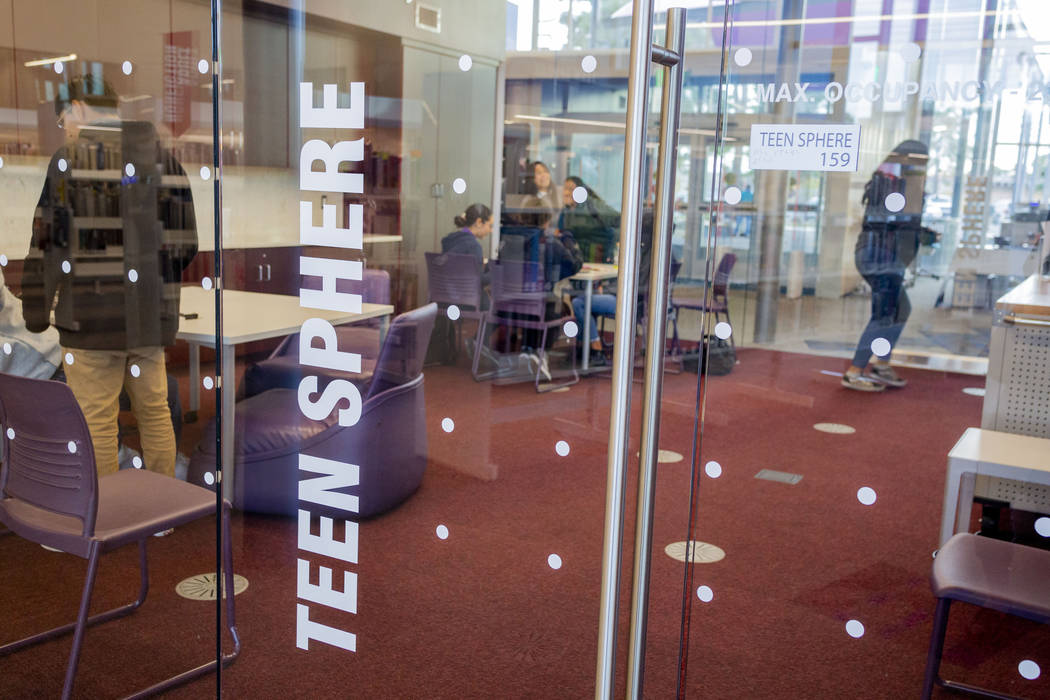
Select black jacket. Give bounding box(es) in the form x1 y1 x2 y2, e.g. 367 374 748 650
22 121 198 350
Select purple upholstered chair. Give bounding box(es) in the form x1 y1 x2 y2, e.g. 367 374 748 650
242 268 391 398
471 260 578 392
670 252 737 355
921 533 1050 699
425 252 484 363
0 372 238 700
188 303 436 518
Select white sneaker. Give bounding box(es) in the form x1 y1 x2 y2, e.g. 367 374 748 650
538 351 552 382
868 364 907 388
841 373 885 392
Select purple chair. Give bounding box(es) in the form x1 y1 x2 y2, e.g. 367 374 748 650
670 252 737 356
921 533 1050 699
0 372 238 700
471 260 578 392
242 268 391 398
425 252 485 363
188 303 436 517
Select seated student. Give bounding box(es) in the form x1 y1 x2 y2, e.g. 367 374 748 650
0 270 61 379
571 210 668 365
442 203 492 265
558 176 620 263
496 206 583 377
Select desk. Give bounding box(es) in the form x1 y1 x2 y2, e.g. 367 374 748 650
570 263 618 370
982 274 1050 437
940 427 1050 546
177 287 394 498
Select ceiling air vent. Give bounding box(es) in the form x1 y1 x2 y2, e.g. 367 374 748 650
416 3 441 33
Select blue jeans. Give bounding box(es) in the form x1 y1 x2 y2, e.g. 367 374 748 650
572 294 618 342
851 272 910 368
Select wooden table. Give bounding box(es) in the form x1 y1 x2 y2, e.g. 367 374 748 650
177 286 394 497
570 263 618 370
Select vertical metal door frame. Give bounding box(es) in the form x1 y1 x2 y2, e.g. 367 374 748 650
594 3 687 698
594 0 655 696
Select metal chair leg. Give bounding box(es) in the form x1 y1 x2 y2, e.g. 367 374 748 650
61 542 102 700
921 598 950 700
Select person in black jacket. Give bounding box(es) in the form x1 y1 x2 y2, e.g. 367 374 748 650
842 140 938 392
441 203 492 264
21 75 197 476
558 176 620 263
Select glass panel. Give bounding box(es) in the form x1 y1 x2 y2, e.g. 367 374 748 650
676 1 1050 696
210 0 710 695
0 1 222 696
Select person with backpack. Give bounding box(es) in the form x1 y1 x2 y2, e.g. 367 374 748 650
842 140 938 392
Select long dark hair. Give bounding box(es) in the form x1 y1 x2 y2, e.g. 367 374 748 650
454 203 492 228
564 175 602 205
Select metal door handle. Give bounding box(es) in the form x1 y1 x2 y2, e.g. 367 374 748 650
257 264 263 281
266 263 271 281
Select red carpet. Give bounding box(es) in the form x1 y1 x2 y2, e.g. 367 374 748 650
1 348 1046 698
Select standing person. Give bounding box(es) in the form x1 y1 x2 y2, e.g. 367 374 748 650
528 161 560 212
558 176 620 263
22 75 198 476
842 140 937 392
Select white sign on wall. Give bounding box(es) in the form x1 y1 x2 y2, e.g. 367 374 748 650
749 124 860 172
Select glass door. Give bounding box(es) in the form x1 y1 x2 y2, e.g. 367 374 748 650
671 0 1050 697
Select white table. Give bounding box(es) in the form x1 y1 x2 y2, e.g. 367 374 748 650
177 286 394 498
570 263 618 370
940 427 1050 546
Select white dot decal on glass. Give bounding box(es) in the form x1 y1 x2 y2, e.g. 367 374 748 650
555 440 570 457
204 470 215 484
441 417 454 433
813 422 856 434
436 524 449 540
61 260 71 274
65 352 74 365
125 163 135 177
572 186 588 204
128 269 138 283
734 47 753 67
446 304 461 321
845 619 865 638
122 60 133 75
0 254 7 266
962 387 985 397
900 42 922 62
58 158 68 172
714 322 732 340
198 59 209 74
1035 517 1050 538
1018 660 1041 680
857 487 877 506
54 61 64 74
548 554 563 570
67 441 76 454
564 320 579 338
130 364 141 378
5 428 13 440
202 277 213 290
200 166 211 181
2 343 10 355
458 54 472 71
870 337 892 357
203 376 214 390
133 455 143 469
885 192 906 212
705 461 722 478
581 55 598 73
724 186 742 205
696 585 714 603
452 178 467 194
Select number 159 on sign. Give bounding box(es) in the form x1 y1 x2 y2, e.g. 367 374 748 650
820 152 850 168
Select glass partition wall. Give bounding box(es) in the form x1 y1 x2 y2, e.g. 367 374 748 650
0 0 227 697
3 0 1049 698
